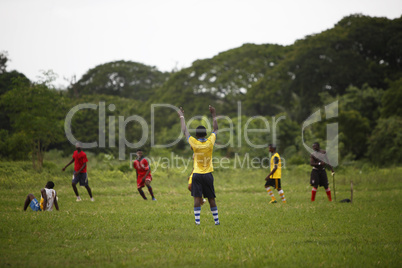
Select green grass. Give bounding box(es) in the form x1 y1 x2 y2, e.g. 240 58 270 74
0 155 401 267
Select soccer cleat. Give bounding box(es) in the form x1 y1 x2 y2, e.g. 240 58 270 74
90 197 95 202
195 222 200 226
269 200 277 204
152 198 157 201
215 222 220 225
76 196 81 202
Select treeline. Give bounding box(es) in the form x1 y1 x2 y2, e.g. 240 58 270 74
0 14 401 168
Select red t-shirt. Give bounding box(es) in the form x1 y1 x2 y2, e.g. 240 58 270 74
73 150 88 173
133 158 151 180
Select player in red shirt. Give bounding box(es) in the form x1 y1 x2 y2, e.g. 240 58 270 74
133 149 156 200
62 142 94 202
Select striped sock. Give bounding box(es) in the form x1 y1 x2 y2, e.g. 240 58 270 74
266 187 276 201
326 188 332 201
311 187 317 201
278 189 286 203
211 207 219 225
194 207 201 225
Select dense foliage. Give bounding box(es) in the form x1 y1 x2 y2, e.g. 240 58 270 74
0 14 401 167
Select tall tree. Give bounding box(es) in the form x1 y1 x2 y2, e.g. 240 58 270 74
381 78 402 118
0 77 66 169
245 14 402 122
0 51 30 131
69 60 170 100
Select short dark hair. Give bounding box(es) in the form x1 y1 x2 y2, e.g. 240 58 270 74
196 126 207 138
313 142 320 147
46 181 55 189
268 144 276 149
137 149 143 152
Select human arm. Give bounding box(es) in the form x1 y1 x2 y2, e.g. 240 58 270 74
76 162 86 174
323 153 335 174
62 158 74 171
141 159 151 183
54 193 59 211
41 189 47 211
209 105 218 134
265 166 277 180
178 107 190 139
265 156 278 180
142 169 151 183
310 153 322 168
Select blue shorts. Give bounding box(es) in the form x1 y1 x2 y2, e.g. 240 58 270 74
72 172 89 186
30 198 41 211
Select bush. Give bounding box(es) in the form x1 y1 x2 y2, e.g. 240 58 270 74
367 116 402 165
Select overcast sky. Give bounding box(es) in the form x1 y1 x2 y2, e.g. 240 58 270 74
1 0 401 88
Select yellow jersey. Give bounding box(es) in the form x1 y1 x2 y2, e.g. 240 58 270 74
188 171 193 184
188 133 216 174
270 152 281 178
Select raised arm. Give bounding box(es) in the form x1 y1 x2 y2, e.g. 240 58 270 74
209 105 218 133
54 193 59 211
178 107 190 139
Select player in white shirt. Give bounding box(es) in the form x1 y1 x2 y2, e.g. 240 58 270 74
24 181 59 211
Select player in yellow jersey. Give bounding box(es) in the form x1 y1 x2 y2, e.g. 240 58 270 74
265 144 286 204
178 105 219 225
187 151 206 205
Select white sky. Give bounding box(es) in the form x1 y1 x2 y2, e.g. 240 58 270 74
1 0 401 88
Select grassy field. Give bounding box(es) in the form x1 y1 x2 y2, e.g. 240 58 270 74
0 152 401 267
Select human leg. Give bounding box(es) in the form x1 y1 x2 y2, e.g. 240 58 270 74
71 174 81 201
277 187 286 203
85 185 93 199
137 187 147 200
201 174 219 225
192 174 204 225
321 171 331 201
77 173 92 200
193 198 201 225
325 187 332 201
208 198 220 225
72 183 81 201
311 187 318 201
310 170 319 201
145 180 155 200
265 179 277 203
24 194 35 211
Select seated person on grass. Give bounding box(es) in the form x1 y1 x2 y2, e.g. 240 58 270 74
24 181 59 211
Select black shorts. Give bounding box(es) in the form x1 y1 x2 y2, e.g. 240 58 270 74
191 173 216 198
310 169 328 188
72 172 89 186
265 178 281 189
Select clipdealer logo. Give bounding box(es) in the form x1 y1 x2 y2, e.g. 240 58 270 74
302 101 339 167
64 102 285 160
